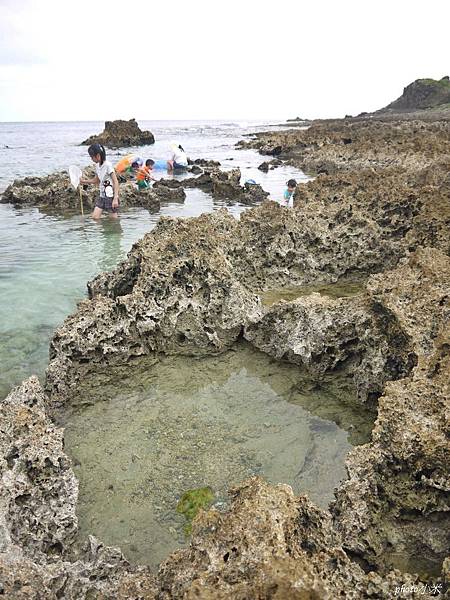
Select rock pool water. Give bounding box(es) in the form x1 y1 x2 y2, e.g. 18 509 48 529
62 341 374 570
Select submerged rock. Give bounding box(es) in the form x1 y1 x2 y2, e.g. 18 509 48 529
258 158 282 172
176 487 215 535
210 167 242 198
151 181 186 203
81 118 155 148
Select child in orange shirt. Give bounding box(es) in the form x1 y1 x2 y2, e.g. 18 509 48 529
136 159 156 190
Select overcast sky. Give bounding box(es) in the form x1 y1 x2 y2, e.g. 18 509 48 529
0 0 448 122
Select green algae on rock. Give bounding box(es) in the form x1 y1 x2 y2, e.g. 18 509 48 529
177 487 215 535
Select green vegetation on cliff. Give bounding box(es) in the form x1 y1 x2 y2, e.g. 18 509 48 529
383 76 450 111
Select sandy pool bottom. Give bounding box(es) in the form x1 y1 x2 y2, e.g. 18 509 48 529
63 341 374 569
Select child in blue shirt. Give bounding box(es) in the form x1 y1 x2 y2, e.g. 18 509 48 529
280 179 297 208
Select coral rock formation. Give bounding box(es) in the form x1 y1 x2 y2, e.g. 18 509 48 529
82 118 155 148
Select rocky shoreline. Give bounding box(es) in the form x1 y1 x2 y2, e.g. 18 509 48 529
1 111 449 598
1 157 275 212
241 117 450 176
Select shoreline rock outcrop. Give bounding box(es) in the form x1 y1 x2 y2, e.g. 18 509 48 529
2 244 448 597
0 172 192 212
81 119 155 148
1 108 449 597
381 76 450 112
238 118 450 175
1 163 270 211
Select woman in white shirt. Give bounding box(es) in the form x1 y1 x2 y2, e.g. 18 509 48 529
168 143 188 172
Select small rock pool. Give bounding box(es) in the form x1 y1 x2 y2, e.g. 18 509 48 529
62 340 375 570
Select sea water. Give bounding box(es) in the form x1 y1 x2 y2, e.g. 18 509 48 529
0 120 308 399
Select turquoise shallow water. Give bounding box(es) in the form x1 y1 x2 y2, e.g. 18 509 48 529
0 120 309 399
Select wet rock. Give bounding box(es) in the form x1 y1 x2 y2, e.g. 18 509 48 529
152 178 183 189
1 172 96 210
210 168 242 198
240 181 270 205
204 168 270 204
119 182 161 211
189 165 203 174
152 181 186 203
256 158 283 171
1 173 165 212
182 172 214 191
191 158 221 167
82 118 155 148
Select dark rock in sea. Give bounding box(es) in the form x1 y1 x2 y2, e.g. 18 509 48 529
241 182 270 205
1 172 96 209
153 183 186 203
192 158 221 167
81 119 155 148
1 171 164 212
152 178 183 189
119 182 161 211
258 159 282 172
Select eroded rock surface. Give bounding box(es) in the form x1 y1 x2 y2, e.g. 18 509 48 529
1 174 168 212
244 292 417 403
2 112 450 597
46 211 262 405
1 172 95 209
332 248 450 576
0 376 78 561
0 377 157 599
157 477 420 599
82 119 155 148
239 118 450 174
